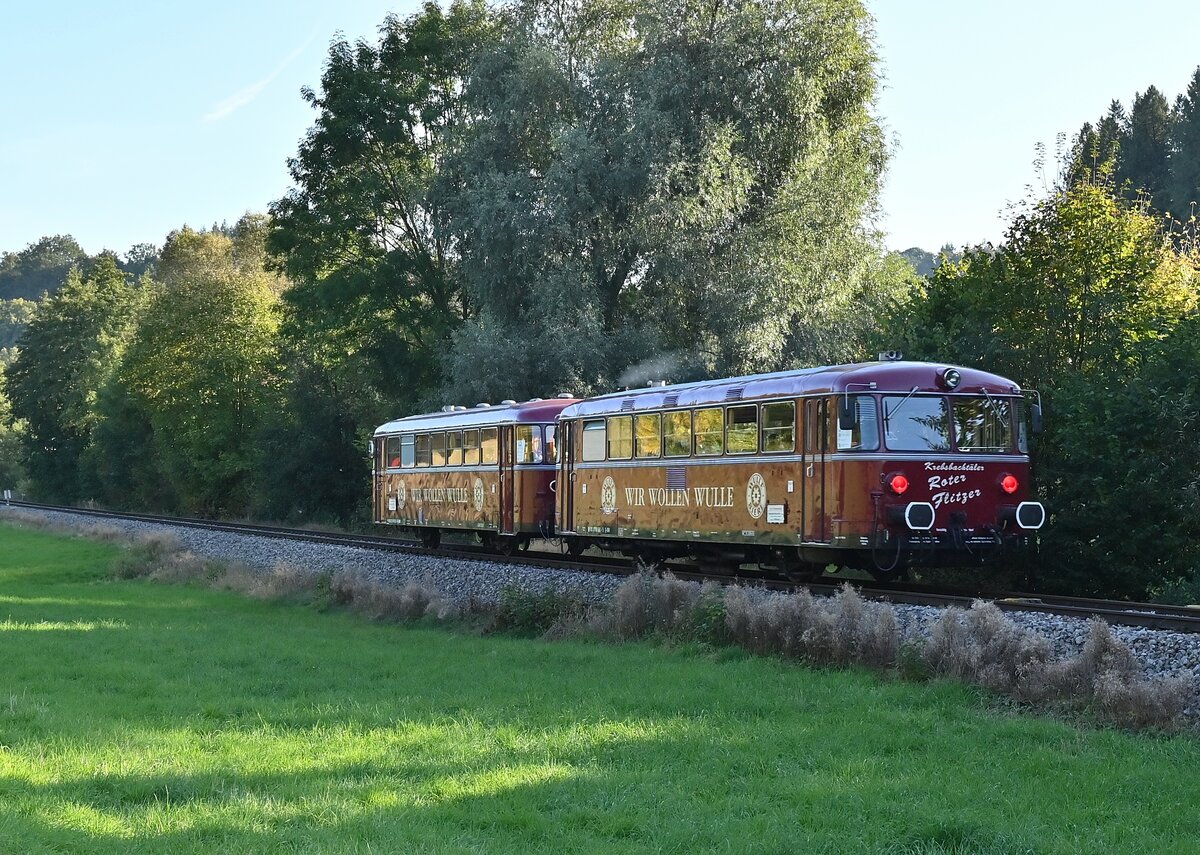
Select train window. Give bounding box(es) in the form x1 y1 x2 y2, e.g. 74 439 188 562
431 432 447 466
883 395 951 452
725 406 758 454
415 433 432 467
481 427 498 464
804 399 827 453
1014 400 1029 453
582 420 606 461
544 425 558 463
635 413 662 458
463 429 481 465
761 402 795 452
953 397 1012 453
515 424 542 463
836 395 880 451
664 411 691 457
693 407 723 456
400 434 415 468
446 430 463 465
607 416 633 459
385 436 401 468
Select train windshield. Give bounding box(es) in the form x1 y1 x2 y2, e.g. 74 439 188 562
883 395 951 451
953 397 1013 453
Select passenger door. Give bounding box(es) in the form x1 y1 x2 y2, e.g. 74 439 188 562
558 421 575 534
499 425 515 534
803 398 828 541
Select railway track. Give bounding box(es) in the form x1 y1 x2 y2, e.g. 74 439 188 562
5 498 1200 634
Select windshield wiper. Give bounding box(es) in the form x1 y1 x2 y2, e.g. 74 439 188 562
979 386 1006 423
883 386 920 428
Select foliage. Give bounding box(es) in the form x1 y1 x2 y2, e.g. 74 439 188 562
1038 314 1200 598
0 234 87 300
4 256 139 502
0 298 36 359
1169 67 1200 226
269 0 498 422
884 181 1196 392
0 370 26 490
444 0 901 400
114 221 285 515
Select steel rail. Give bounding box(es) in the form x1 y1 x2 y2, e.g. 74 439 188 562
5 499 1200 633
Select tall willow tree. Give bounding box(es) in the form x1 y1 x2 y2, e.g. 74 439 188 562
443 0 900 402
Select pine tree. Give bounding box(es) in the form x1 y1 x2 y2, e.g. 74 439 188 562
1168 66 1200 223
1118 86 1173 212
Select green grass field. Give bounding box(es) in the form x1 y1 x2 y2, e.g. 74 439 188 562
1 523 1199 854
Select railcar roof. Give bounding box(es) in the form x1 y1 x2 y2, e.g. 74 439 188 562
374 398 581 436
560 361 1023 418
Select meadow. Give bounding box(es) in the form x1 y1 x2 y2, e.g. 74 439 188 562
1 522 1198 854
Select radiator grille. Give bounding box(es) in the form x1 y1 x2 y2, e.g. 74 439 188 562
666 467 687 490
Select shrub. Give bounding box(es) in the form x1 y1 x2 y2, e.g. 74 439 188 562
495 585 585 635
329 565 449 621
110 533 183 579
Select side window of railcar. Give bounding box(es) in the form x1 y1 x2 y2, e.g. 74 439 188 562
804 399 828 453
515 424 541 463
883 396 950 452
761 402 795 452
385 436 401 468
664 411 691 457
607 416 633 460
463 429 481 465
446 430 463 465
836 395 880 451
415 433 432 467
481 427 498 464
401 434 415 467
635 413 661 458
725 406 757 454
544 425 558 463
582 420 606 461
431 432 447 466
693 407 723 456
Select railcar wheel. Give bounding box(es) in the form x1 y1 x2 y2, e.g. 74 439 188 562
565 539 587 557
868 565 910 583
420 529 441 550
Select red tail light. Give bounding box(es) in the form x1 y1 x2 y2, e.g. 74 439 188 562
888 473 909 495
1000 473 1019 494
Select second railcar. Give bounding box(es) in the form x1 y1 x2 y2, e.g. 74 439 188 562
373 397 579 550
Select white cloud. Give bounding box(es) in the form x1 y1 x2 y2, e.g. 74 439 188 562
203 36 313 123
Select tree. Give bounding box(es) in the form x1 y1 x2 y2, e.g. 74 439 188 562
0 235 88 301
269 0 498 421
5 256 139 502
887 182 1196 391
1118 86 1173 213
445 0 897 401
115 223 284 515
1169 66 1200 222
0 369 26 491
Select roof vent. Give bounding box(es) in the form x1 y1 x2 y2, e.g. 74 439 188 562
499 399 517 406
664 393 679 408
556 392 573 399
454 406 468 411
441 405 456 412
527 397 543 403
879 350 904 362
475 403 491 408
724 387 744 402
620 397 635 411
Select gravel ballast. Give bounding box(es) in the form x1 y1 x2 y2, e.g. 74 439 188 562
5 506 1198 706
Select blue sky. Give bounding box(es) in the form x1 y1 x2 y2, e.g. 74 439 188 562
2 1 1199 257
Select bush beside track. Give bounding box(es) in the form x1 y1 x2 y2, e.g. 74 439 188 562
2 509 1192 731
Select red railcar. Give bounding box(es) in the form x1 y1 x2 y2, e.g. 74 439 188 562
554 360 1045 577
372 397 579 550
